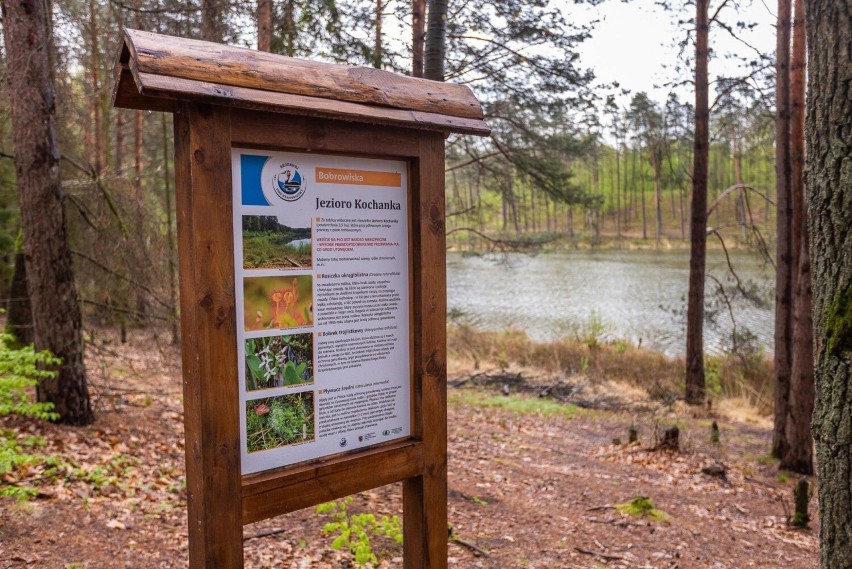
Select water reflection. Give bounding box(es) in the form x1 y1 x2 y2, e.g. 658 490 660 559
447 250 775 357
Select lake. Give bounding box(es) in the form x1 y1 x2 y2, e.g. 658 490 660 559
446 249 775 357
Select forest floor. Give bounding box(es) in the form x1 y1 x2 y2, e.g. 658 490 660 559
0 328 818 569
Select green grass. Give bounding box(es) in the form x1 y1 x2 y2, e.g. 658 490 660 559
744 453 780 466
449 389 584 419
243 231 311 269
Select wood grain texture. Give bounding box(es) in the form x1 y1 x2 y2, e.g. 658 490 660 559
242 441 424 524
113 66 175 113
230 109 422 157
174 104 243 568
130 72 489 136
404 132 448 569
122 28 483 120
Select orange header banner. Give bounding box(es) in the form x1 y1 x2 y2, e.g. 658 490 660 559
315 167 402 187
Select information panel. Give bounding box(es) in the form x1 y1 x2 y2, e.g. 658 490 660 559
232 149 411 475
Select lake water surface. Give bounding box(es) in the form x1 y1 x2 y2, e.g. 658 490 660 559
447 250 775 357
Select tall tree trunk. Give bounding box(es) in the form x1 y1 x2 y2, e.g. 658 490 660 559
806 0 852 564
780 0 813 475
5 250 33 346
685 0 709 405
115 109 125 174
373 0 383 68
652 159 662 243
630 147 637 227
162 114 180 345
1 0 93 425
640 158 647 239
615 144 621 240
114 0 125 174
733 138 748 242
567 207 574 239
88 0 104 174
412 0 426 77
132 3 147 325
424 0 447 80
201 0 224 42
283 0 296 56
773 0 794 459
257 0 272 52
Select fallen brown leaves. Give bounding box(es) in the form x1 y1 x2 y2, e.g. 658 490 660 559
0 333 818 568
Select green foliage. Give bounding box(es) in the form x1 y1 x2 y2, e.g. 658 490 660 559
245 334 313 391
245 394 314 452
0 434 61 501
0 330 63 501
316 497 403 566
268 398 303 439
704 359 723 397
0 331 61 421
615 496 668 522
580 310 607 349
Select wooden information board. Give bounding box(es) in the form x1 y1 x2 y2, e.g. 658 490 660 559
112 29 489 569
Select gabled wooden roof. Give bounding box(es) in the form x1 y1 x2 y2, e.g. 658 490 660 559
112 29 490 136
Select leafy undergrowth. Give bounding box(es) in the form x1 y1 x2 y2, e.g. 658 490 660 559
0 327 817 568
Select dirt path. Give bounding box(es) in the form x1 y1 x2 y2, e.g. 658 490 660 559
0 331 817 568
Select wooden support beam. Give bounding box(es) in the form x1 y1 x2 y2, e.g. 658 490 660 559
404 132 448 569
174 104 243 568
241 440 424 523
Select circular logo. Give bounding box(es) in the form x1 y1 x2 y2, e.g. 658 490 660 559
271 162 307 202
339 437 347 448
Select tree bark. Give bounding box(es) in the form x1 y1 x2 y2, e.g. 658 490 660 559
87 0 104 174
806 0 852 565
773 0 794 459
424 0 447 80
412 0 426 77
780 0 813 475
162 114 180 346
257 0 272 52
5 251 33 346
685 0 709 405
201 0 225 42
1 0 93 425
374 0 383 69
283 0 296 57
652 159 662 243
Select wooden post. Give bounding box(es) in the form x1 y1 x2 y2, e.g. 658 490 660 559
174 103 243 567
404 133 448 569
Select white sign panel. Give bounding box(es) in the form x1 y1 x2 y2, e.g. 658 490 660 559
232 149 411 475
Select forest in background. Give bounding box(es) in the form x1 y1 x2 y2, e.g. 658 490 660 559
0 0 777 338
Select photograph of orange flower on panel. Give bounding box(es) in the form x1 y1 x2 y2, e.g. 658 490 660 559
244 275 313 331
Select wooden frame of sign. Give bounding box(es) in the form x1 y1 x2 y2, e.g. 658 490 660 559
112 29 489 569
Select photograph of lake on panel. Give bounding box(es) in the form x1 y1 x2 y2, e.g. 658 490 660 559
447 249 775 357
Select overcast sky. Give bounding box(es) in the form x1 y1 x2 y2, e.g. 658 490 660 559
576 0 778 106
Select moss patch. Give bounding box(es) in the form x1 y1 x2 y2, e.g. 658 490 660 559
615 496 669 522
825 281 852 356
